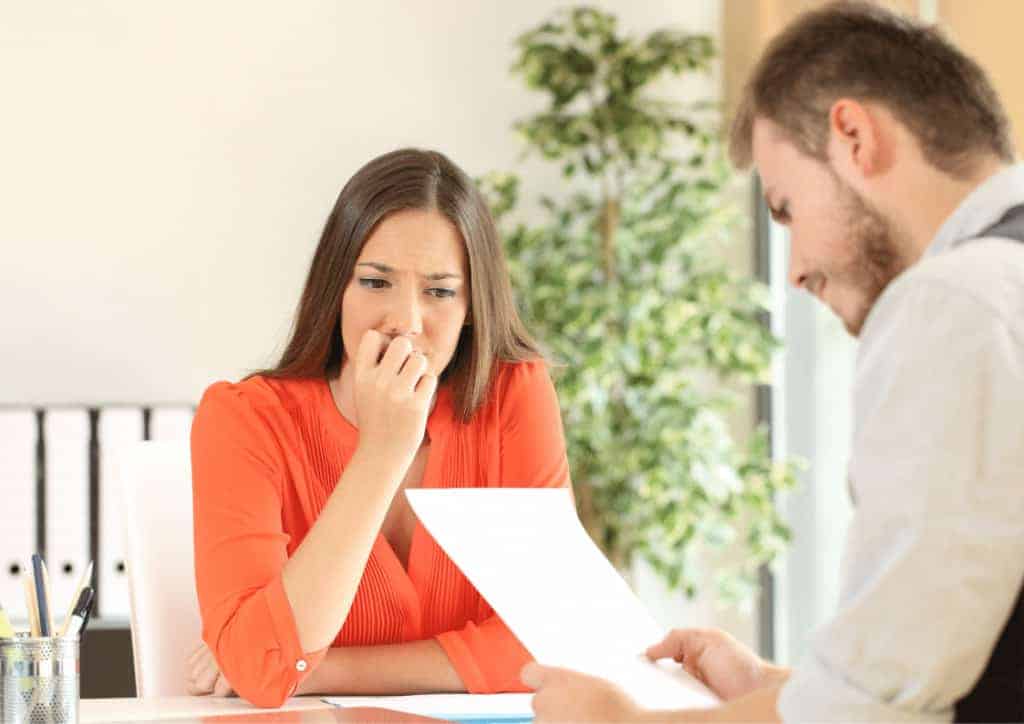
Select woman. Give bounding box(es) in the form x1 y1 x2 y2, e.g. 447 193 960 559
186 148 571 707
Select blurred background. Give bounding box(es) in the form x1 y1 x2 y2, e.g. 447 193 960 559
2 0 1021 698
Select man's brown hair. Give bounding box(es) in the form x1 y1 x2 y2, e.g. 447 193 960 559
730 0 1015 176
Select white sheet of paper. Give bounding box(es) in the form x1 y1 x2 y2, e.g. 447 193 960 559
324 693 532 718
406 488 719 711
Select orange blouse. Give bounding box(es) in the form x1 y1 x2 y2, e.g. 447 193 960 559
190 359 570 707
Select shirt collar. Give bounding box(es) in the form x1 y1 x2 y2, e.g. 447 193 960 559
927 163 1024 257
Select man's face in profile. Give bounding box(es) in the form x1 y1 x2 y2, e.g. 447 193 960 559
752 118 906 336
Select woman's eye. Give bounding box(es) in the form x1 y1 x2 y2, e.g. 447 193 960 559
359 278 389 290
427 288 456 299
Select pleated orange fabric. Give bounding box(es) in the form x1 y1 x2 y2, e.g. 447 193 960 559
191 359 570 707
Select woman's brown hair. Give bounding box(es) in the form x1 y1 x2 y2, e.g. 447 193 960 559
257 148 542 421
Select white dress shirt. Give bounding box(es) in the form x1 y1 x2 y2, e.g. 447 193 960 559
779 164 1024 721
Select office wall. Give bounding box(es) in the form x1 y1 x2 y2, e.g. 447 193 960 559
940 0 1024 155
721 0 918 126
1 1 719 406
4 3 752 689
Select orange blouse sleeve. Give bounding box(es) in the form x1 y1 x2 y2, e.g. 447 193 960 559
436 360 572 693
191 382 328 708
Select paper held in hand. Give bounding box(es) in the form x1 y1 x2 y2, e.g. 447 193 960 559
406 488 720 711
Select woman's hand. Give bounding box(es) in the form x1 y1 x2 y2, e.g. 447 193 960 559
185 641 233 697
646 628 788 701
352 330 437 466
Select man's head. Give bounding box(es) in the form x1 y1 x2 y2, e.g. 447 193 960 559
731 0 1014 335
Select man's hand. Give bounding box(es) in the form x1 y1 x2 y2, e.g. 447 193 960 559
647 628 788 701
186 641 233 697
522 663 643 723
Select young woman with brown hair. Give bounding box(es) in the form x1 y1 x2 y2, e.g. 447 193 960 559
186 148 570 707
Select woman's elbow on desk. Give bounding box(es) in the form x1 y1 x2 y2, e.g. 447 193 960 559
226 655 306 709
206 627 315 708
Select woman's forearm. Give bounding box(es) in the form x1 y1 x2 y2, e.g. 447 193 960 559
295 639 465 696
281 447 408 652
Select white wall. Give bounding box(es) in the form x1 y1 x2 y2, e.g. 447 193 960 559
1 1 720 405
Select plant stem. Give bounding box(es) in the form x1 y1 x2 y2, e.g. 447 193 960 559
600 196 620 281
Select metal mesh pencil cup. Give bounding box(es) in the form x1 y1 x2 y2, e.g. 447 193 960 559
0 635 79 724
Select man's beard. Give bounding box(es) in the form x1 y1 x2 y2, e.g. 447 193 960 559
826 177 908 336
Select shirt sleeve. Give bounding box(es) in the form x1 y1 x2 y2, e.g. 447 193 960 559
436 359 572 692
191 382 328 708
779 278 1024 721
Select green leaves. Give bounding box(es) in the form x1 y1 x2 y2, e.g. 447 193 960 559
512 7 717 184
486 5 800 607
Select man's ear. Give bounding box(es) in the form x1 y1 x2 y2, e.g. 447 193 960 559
828 98 890 178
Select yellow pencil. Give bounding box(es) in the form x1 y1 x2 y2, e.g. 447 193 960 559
22 576 40 637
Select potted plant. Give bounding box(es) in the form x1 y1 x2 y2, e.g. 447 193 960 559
481 6 800 605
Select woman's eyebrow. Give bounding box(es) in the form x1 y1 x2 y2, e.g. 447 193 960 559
356 262 394 273
426 272 462 281
356 262 462 281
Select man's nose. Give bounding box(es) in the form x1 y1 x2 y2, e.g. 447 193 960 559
788 245 809 290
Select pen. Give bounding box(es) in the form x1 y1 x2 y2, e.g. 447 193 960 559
63 587 94 639
31 554 52 637
40 558 56 637
58 560 93 637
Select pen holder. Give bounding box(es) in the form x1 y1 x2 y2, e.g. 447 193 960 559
0 634 79 724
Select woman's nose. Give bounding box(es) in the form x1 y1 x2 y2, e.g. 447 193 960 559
383 291 423 337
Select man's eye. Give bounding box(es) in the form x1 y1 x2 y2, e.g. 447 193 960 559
427 288 456 299
359 278 389 289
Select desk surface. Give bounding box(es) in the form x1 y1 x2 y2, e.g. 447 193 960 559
81 696 442 723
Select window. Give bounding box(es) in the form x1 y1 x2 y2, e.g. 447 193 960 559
760 198 856 665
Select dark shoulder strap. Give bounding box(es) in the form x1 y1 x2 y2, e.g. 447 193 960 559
952 202 1024 721
973 203 1024 244
953 201 1024 721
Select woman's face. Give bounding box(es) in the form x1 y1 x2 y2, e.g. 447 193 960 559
340 208 470 377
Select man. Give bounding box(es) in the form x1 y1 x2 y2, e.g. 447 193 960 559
522 1 1024 721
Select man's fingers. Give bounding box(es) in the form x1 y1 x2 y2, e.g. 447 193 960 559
645 629 688 660
521 661 546 689
521 662 572 689
682 660 707 685
646 628 710 662
530 687 554 720
521 662 585 691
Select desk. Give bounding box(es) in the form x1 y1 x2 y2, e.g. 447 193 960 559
81 696 443 723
